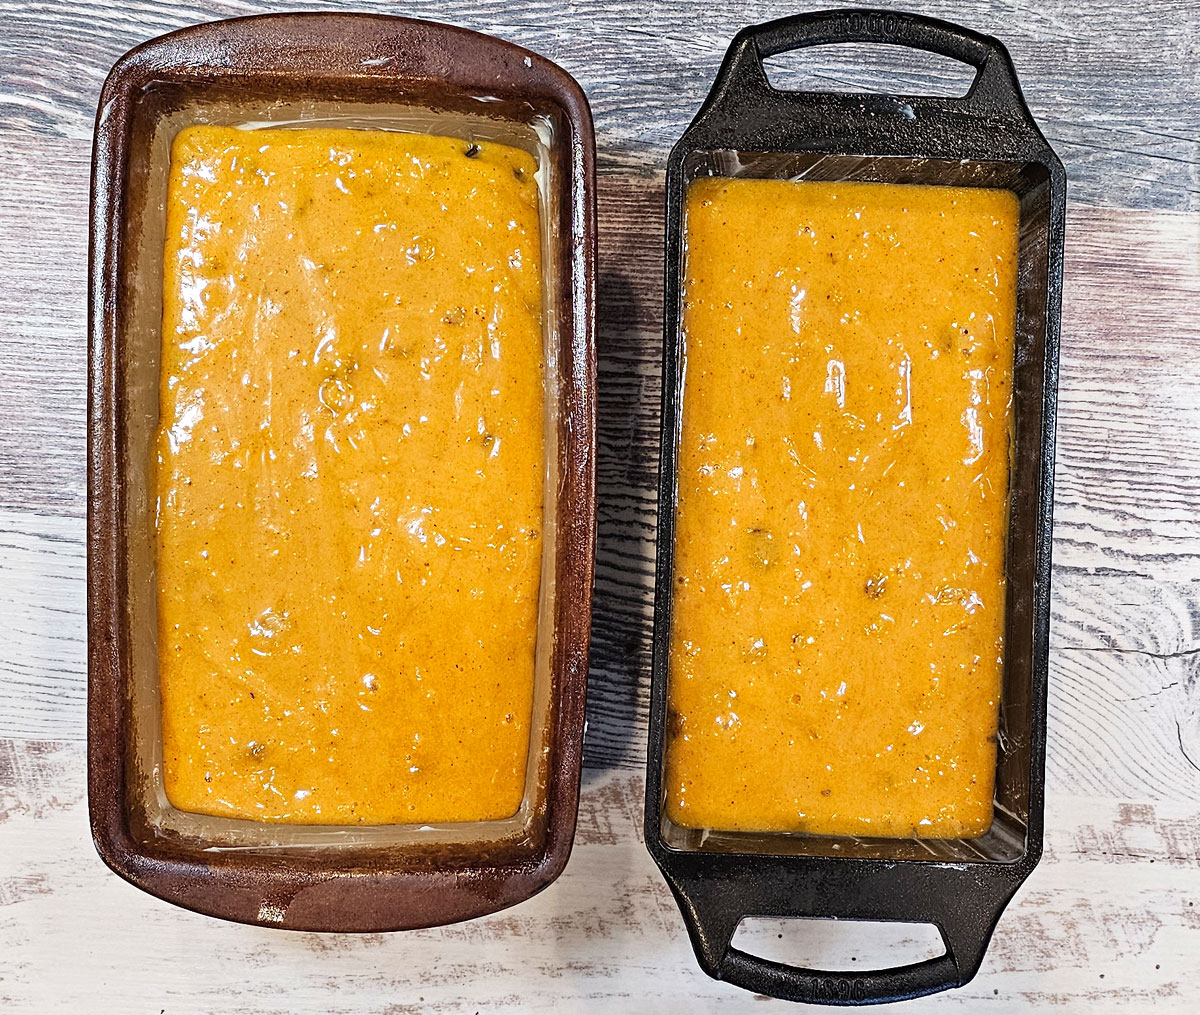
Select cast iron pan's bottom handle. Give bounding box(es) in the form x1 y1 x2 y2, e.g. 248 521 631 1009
674 884 1000 1006
720 941 961 1006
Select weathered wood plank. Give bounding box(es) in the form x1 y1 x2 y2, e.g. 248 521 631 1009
0 513 86 741
0 0 1196 206
6 498 1200 810
0 134 88 518
4 155 1200 794
1 747 1198 1013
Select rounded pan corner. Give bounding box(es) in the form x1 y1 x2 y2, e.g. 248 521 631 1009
86 799 142 894
84 816 577 932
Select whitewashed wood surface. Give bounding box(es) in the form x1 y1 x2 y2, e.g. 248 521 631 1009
2 0 1200 1011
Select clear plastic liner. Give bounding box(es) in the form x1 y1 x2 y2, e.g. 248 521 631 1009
123 97 563 852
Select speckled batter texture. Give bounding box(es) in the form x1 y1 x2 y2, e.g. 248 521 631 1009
157 126 544 824
666 178 1018 838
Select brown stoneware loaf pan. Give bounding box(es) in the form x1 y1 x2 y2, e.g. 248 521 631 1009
88 13 596 931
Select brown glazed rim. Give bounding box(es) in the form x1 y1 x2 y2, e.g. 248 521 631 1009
87 13 596 931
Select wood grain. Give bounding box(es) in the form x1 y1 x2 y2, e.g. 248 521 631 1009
0 513 85 741
1 748 1198 1013
0 0 1196 205
2 0 1200 1010
7 196 1200 798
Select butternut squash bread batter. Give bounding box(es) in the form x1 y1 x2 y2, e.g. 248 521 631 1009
157 126 544 824
666 178 1018 838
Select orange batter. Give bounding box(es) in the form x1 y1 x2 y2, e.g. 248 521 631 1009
666 178 1018 838
157 126 544 824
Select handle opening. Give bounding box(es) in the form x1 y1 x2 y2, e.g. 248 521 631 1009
719 915 962 1006
762 42 978 98
681 893 989 1005
732 915 945 971
696 10 1027 128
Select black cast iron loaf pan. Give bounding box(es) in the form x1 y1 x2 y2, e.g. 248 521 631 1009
645 9 1064 1005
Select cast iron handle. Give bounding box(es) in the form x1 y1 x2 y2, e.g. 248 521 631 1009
675 877 998 1006
720 933 960 1006
706 8 1025 115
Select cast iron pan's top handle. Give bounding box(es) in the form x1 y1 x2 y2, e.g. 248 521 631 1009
676 877 999 1006
706 7 1026 117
